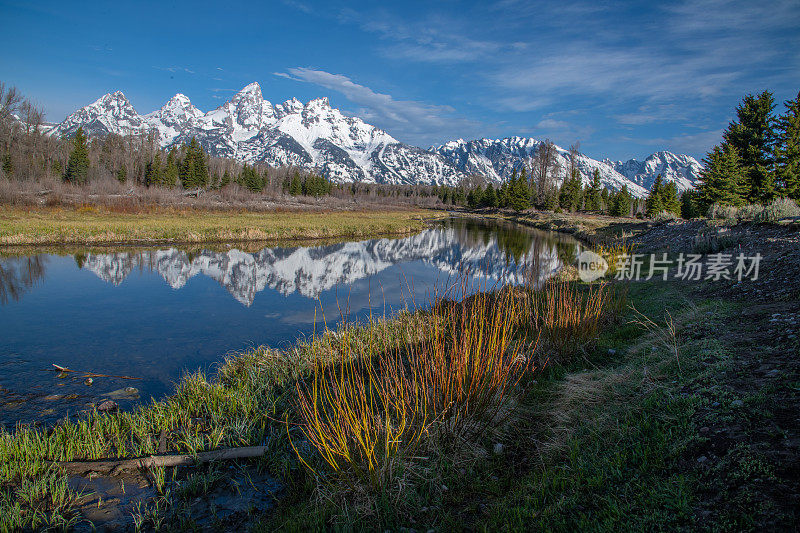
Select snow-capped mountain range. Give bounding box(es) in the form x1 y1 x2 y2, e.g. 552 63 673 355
82 225 579 306
46 83 702 195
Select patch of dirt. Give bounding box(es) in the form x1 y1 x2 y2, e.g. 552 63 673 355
629 220 800 528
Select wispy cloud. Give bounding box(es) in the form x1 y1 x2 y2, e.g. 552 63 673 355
338 8 521 64
274 67 482 146
153 66 196 75
619 129 725 155
281 0 312 14
334 0 797 154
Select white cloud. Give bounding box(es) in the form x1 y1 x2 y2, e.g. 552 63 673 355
620 129 725 155
274 67 482 146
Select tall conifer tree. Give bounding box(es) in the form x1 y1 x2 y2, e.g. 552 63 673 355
63 127 90 184
774 90 800 200
723 91 777 202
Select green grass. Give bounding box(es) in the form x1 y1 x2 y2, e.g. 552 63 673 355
0 312 431 530
0 206 436 245
3 258 792 530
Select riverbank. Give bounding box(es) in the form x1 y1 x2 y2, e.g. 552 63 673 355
0 206 439 246
2 216 798 530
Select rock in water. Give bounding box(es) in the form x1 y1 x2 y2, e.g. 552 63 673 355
105 387 139 400
98 400 118 412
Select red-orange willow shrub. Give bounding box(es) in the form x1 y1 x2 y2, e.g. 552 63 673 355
289 279 538 486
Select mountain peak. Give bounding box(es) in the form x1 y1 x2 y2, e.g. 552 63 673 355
167 93 191 105
235 82 263 99
48 86 703 191
95 91 130 105
307 96 330 108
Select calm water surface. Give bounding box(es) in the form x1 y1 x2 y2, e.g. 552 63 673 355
0 219 581 426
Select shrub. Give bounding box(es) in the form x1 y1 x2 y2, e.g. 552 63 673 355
652 210 678 223
706 203 740 221
706 198 800 224
528 281 624 361
755 198 800 223
290 281 537 488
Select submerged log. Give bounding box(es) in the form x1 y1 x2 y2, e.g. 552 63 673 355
57 445 268 476
50 364 141 380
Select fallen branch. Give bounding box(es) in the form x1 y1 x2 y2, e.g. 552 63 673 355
56 446 268 476
51 364 141 380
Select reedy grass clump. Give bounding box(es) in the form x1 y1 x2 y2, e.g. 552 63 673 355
290 279 537 491
527 280 626 362
595 240 636 278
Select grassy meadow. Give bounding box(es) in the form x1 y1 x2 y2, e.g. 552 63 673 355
0 206 437 246
1 215 797 530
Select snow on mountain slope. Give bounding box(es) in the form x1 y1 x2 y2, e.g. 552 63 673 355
143 94 204 145
602 151 702 192
48 83 701 191
51 91 149 138
433 137 650 197
49 83 465 186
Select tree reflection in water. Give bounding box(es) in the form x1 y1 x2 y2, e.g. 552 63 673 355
0 255 47 305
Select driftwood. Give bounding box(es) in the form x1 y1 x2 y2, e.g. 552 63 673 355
51 364 141 380
57 446 268 476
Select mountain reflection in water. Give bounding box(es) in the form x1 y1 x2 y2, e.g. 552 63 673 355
78 219 580 305
0 219 581 426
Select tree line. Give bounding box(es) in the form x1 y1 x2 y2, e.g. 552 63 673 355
0 82 453 206
693 90 800 215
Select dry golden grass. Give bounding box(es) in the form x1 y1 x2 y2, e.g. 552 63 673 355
0 206 436 245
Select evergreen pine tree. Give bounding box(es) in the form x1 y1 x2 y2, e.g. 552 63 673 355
723 91 777 202
698 144 746 208
585 169 602 211
774 90 800 200
600 188 610 214
498 181 509 208
180 137 208 189
508 170 530 211
645 174 665 216
289 172 303 196
609 186 633 217
453 186 467 206
164 148 179 188
302 174 332 197
2 153 13 178
63 127 90 184
221 169 231 188
661 181 681 215
483 184 498 208
241 164 264 192
144 153 163 187
544 185 559 211
116 166 127 183
680 189 701 219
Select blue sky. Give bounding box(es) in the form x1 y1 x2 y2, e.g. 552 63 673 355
1 0 798 161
